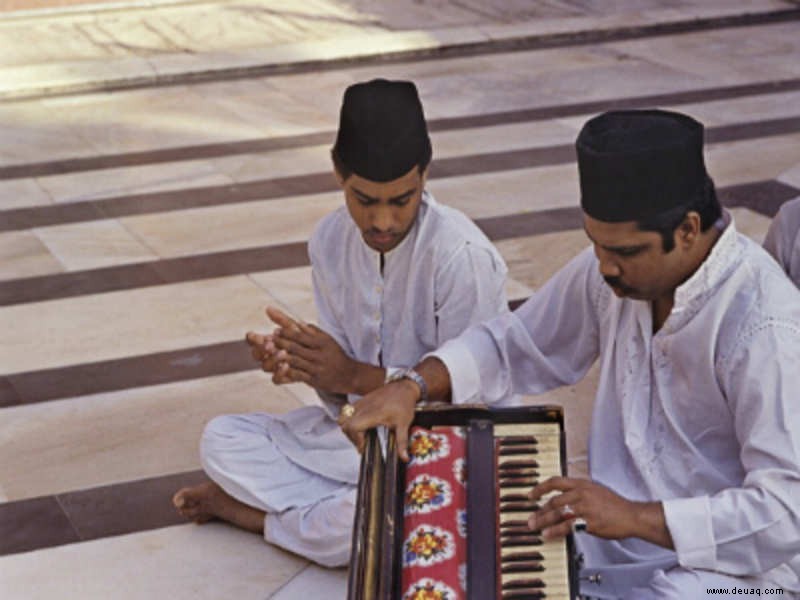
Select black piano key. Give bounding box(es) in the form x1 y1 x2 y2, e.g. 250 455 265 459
499 476 539 487
502 578 546 589
501 591 547 600
500 524 535 535
502 551 544 563
497 435 539 445
497 469 540 480
500 501 539 512
501 530 541 542
499 494 527 502
498 445 539 456
500 493 539 503
500 579 547 598
501 561 545 573
500 518 530 528
500 535 543 547
498 464 539 472
498 459 540 470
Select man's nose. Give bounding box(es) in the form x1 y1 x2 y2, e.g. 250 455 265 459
596 248 621 278
371 206 394 232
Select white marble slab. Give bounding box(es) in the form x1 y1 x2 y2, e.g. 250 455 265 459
36 159 233 204
705 133 800 187
248 267 316 325
0 229 63 281
0 524 308 600
778 163 800 190
0 274 275 375
0 371 300 501
120 192 340 258
34 219 160 270
729 207 774 246
269 563 347 600
0 177 53 210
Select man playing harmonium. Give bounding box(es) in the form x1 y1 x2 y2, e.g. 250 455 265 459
172 78 513 566
341 109 800 598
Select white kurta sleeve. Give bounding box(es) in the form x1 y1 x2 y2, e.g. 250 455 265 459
663 320 800 575
763 196 800 287
433 242 509 347
309 240 355 410
431 247 602 405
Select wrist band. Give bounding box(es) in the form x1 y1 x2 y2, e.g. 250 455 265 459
389 368 428 403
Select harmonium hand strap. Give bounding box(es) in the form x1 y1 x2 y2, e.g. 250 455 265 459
347 405 580 600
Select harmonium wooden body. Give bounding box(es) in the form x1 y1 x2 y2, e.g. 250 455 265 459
348 404 580 600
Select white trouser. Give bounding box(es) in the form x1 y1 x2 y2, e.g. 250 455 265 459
200 412 357 567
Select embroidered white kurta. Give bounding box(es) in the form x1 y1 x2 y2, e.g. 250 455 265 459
431 215 800 594
764 196 800 287
201 191 512 566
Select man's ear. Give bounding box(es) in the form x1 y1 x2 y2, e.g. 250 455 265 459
418 166 428 188
677 211 702 248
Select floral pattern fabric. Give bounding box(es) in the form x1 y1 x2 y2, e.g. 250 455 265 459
402 426 467 600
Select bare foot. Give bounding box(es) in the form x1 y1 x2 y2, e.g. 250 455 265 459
172 481 265 533
172 481 218 523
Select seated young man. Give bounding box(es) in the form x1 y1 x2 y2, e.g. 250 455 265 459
172 79 513 567
343 110 800 598
764 195 800 287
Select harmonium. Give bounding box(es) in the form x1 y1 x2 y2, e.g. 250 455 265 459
348 404 580 600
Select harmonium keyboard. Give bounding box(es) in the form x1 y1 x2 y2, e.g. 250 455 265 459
348 404 580 600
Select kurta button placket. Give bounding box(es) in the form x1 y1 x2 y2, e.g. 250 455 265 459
375 277 383 345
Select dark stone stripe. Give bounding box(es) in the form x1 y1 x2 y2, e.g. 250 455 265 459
0 496 80 555
479 206 583 241
718 179 800 217
0 132 334 180
57 470 207 542
0 471 206 557
6 7 799 103
0 242 308 306
0 376 22 408
0 201 106 231
7 341 252 405
1 179 797 309
0 262 166 307
1 180 797 407
3 79 800 181
706 116 800 144
0 173 338 231
2 115 799 234
429 79 800 133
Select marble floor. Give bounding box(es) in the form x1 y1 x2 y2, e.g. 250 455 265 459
1 1 799 598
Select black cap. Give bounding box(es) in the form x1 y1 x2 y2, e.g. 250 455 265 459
333 79 432 182
576 109 708 222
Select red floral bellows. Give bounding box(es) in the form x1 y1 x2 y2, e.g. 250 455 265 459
401 426 468 600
